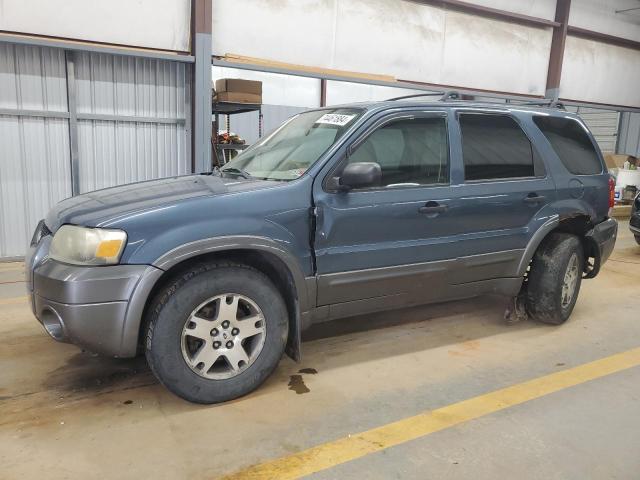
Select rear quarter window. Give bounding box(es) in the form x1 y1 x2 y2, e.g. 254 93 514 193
533 116 603 175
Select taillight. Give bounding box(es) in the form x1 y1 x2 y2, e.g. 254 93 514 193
608 175 615 208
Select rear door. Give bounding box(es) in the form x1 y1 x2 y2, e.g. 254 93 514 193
448 110 557 284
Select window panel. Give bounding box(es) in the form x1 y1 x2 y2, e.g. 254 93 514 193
460 114 535 181
533 116 602 175
348 116 448 188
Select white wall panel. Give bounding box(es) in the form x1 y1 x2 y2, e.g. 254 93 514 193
74 52 189 193
560 36 640 108
569 0 640 42
438 11 552 95
0 44 71 258
212 0 337 69
326 80 426 105
0 0 191 52
212 0 553 96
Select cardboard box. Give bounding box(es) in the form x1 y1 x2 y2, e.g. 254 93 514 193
604 154 637 170
213 91 262 104
215 78 262 97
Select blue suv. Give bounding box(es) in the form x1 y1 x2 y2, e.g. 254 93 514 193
27 96 618 403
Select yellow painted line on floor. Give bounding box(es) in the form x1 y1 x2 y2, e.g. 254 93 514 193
0 295 28 305
223 347 640 480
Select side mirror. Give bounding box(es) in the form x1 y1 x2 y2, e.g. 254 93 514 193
338 162 382 191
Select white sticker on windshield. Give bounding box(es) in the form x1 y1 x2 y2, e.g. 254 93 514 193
315 113 356 127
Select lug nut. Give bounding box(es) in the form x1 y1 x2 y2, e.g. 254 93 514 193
225 341 234 349
231 328 239 336
211 328 219 336
213 341 221 349
222 320 230 329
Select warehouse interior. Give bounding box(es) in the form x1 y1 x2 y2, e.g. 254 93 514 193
1 0 640 478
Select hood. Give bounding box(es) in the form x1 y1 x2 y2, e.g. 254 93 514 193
45 174 277 231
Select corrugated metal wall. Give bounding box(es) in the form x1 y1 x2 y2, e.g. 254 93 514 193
569 106 620 154
617 112 640 157
0 44 72 258
74 52 190 192
0 45 191 259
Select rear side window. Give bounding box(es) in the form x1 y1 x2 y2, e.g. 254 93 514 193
533 116 602 175
459 114 536 181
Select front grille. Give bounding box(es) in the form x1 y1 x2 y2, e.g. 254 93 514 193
30 220 52 247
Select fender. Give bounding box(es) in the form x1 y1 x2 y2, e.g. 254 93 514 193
120 235 312 359
516 214 560 277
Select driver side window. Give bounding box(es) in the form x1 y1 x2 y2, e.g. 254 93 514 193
348 116 449 188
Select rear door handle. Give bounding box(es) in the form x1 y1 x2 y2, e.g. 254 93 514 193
523 194 546 204
419 202 448 214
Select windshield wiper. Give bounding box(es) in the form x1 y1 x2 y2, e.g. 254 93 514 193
220 167 253 179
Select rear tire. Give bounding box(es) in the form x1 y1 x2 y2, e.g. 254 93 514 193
635 235 640 246
525 233 584 325
144 262 288 404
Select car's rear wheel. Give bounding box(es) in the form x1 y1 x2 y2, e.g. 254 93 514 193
635 234 640 246
525 233 584 325
144 262 288 404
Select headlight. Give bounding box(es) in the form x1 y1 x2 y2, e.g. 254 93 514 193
50 225 127 266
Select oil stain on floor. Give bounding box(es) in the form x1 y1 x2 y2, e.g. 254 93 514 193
288 368 318 394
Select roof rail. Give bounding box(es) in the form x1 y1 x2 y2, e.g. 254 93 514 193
387 92 443 101
387 90 462 102
521 98 566 110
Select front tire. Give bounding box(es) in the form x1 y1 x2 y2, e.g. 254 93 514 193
525 233 584 325
145 262 288 404
635 234 640 246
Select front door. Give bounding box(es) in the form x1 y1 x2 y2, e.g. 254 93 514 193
312 111 458 310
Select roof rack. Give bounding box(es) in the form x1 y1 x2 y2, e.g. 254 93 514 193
388 90 462 102
520 99 566 110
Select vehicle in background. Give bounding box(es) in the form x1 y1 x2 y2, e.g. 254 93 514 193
26 96 617 403
631 192 640 244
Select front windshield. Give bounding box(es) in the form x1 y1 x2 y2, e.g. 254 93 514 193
220 108 363 181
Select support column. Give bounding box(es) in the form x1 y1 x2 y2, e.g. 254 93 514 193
65 51 80 196
191 0 212 173
320 78 327 107
545 0 571 101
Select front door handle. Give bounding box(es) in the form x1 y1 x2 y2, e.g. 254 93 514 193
419 202 448 214
523 194 546 204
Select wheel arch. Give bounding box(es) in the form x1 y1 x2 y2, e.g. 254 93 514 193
122 236 311 361
517 212 601 279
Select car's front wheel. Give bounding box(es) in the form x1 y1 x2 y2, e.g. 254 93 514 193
635 234 640 246
144 262 288 404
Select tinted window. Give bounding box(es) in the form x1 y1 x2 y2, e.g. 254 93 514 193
348 116 448 187
460 114 535 181
533 116 602 175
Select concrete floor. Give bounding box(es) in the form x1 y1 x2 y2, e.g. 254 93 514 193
1 222 639 479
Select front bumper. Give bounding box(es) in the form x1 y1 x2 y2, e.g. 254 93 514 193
26 236 162 357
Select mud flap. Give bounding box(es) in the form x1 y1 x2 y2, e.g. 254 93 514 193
504 292 528 325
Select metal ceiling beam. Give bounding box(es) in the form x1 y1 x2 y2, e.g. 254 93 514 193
567 26 640 51
406 0 560 28
0 32 194 63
